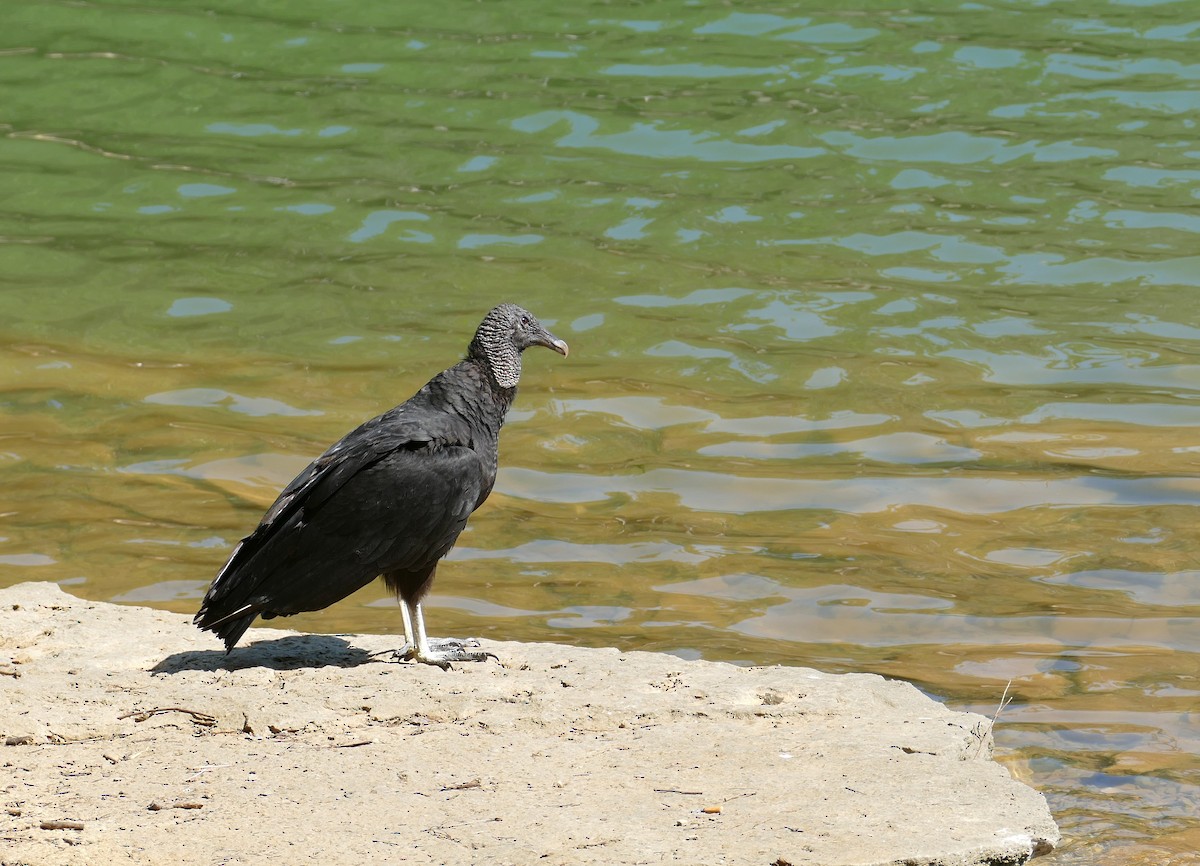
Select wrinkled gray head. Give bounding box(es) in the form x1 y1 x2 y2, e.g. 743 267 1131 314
469 304 569 389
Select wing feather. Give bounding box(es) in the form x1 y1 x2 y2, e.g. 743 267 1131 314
196 406 482 626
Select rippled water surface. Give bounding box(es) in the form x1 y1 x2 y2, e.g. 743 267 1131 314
3 1 1200 861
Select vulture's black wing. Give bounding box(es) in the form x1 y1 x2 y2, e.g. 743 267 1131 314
195 403 488 649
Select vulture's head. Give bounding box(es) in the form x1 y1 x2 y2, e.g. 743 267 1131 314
471 303 568 388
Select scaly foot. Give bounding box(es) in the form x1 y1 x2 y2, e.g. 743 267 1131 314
385 638 498 670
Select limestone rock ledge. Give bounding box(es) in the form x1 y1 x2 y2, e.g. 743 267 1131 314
0 581 1059 866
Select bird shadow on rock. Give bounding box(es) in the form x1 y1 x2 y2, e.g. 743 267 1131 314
151 634 392 675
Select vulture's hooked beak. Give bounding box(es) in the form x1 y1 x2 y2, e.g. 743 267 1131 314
535 330 570 358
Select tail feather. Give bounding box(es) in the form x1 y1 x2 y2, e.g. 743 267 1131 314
195 598 261 653
195 533 272 651
212 612 257 653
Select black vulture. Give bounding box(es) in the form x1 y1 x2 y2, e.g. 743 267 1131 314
194 304 568 667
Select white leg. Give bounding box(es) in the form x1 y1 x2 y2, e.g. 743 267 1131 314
402 600 497 670
377 601 418 663
400 600 415 649
410 600 433 660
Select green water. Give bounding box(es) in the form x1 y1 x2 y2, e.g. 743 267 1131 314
3 1 1200 861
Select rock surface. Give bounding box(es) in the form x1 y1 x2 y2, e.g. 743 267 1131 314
0 581 1058 865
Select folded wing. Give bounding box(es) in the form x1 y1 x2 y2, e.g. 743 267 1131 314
194 408 486 649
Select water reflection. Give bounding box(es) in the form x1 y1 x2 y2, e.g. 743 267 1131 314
513 112 828 162
500 468 1200 514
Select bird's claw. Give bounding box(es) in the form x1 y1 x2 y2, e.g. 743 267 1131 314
382 638 497 670
411 647 499 671
430 637 482 651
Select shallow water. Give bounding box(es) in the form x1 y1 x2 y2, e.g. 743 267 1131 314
3 1 1199 861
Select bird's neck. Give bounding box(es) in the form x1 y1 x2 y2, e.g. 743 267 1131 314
468 338 521 389
433 359 515 435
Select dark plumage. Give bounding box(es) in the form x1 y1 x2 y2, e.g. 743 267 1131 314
194 304 568 667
